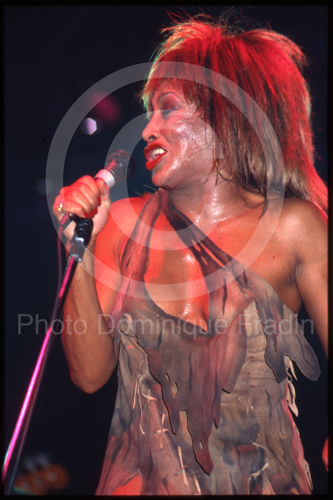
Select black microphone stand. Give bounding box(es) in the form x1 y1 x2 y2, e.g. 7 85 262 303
2 217 93 495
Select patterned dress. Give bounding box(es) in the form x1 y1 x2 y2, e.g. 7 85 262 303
96 190 319 495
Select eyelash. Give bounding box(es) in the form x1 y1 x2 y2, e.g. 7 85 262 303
146 108 174 122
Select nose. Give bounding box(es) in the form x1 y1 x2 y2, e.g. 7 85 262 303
142 113 160 143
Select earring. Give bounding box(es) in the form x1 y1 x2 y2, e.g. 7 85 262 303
218 166 233 182
213 143 233 181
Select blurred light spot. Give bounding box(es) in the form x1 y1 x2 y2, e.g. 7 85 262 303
81 117 101 135
89 93 121 124
35 178 54 195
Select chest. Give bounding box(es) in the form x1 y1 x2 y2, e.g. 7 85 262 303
141 213 299 323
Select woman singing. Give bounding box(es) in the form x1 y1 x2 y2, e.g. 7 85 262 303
53 14 327 495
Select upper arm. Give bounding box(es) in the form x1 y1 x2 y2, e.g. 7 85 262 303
293 202 328 356
94 196 146 318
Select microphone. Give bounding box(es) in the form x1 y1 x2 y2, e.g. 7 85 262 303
95 150 136 188
59 150 136 229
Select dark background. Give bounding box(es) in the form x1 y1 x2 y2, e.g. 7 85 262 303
4 5 328 495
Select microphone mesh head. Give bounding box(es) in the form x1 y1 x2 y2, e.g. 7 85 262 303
105 150 136 179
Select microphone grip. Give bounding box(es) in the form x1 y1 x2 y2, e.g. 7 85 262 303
59 213 79 230
59 150 135 229
94 169 116 188
59 172 111 230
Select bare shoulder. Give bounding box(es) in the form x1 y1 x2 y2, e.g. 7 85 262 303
94 195 152 307
95 194 151 262
280 197 326 219
275 198 327 264
276 197 327 236
108 195 149 229
110 194 151 216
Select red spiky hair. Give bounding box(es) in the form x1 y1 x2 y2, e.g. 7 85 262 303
141 13 327 212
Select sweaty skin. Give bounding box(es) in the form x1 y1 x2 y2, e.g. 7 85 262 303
52 83 328 489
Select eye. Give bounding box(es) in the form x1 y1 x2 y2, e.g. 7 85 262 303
160 102 180 118
160 108 173 116
159 94 181 117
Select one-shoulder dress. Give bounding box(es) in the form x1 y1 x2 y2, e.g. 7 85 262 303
96 189 320 495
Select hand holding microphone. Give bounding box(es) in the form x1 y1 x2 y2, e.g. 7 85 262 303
52 150 135 242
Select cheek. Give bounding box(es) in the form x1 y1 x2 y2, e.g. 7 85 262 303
171 121 194 145
172 120 214 161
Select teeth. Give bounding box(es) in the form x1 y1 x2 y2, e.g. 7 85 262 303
152 148 165 159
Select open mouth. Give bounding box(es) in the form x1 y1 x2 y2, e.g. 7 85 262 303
144 145 167 170
150 147 166 160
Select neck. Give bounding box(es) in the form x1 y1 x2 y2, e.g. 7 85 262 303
167 175 261 229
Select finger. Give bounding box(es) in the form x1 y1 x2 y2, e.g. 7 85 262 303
60 193 95 218
61 176 102 208
77 175 102 197
89 207 98 218
59 182 100 216
53 196 67 220
71 181 101 210
53 176 106 222
95 178 111 203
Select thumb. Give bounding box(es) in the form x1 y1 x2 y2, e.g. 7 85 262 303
96 178 111 204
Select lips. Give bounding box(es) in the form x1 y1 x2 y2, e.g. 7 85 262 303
144 144 167 170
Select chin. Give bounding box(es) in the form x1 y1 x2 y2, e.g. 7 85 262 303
151 171 168 189
151 168 182 191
